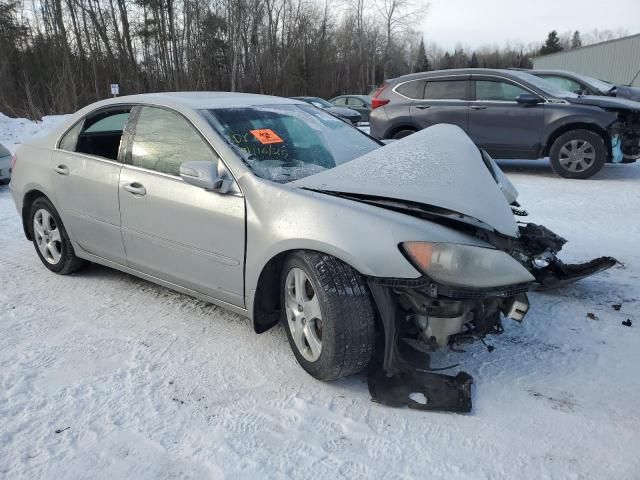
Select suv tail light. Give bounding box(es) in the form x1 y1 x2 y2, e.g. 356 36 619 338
371 83 390 109
10 153 17 170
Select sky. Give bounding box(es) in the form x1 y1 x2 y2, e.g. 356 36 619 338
419 0 640 50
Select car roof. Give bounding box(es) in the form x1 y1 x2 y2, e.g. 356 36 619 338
389 68 528 84
92 92 305 110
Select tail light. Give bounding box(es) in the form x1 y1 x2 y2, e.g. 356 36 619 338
371 83 390 109
10 154 17 170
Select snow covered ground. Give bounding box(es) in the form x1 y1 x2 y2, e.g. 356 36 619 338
1 115 639 479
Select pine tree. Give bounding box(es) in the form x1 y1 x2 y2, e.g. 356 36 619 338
414 37 430 72
469 52 479 68
571 30 582 49
540 30 563 55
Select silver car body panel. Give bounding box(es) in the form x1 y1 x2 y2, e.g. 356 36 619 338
10 92 524 325
294 124 520 237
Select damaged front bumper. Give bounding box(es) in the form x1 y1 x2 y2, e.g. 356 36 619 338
366 222 616 413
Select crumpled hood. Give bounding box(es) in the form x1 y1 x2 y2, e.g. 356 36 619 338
614 85 640 103
293 124 519 237
566 94 640 111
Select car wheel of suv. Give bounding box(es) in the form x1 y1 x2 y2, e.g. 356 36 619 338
392 129 416 140
549 130 606 179
30 197 86 274
281 251 376 381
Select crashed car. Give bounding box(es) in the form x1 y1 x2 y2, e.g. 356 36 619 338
9 93 615 412
370 68 640 178
529 69 640 103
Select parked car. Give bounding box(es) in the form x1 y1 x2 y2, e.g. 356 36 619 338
9 92 615 410
0 143 12 184
528 69 640 102
290 96 361 124
329 95 372 122
370 68 640 179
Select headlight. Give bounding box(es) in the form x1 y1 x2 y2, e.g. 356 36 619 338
401 242 535 288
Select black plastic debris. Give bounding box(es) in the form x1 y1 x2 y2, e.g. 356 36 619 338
622 319 632 327
586 312 599 321
612 304 622 311
55 427 70 434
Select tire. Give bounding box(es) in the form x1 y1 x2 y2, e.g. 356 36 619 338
392 129 416 140
549 129 607 179
29 197 86 274
281 251 376 381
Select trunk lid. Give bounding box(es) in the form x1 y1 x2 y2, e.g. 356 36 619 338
293 124 519 237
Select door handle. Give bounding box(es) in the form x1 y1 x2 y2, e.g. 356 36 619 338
415 105 431 110
471 105 488 110
124 182 146 196
54 164 69 175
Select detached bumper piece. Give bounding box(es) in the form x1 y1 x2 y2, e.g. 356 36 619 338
534 256 618 290
368 364 473 412
367 280 474 413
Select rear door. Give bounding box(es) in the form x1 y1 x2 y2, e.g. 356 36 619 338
119 105 245 307
50 106 132 263
468 75 544 158
406 76 471 132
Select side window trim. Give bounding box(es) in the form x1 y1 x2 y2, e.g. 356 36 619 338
56 104 135 163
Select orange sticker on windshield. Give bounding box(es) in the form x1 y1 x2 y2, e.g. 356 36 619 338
250 129 283 144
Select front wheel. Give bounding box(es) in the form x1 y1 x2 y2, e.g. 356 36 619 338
281 251 376 381
549 129 606 179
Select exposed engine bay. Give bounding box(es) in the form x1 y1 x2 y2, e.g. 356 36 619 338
346 197 617 412
609 110 640 161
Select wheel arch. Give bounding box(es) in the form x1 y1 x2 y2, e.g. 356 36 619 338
384 123 419 139
544 122 612 161
21 188 52 240
250 246 379 334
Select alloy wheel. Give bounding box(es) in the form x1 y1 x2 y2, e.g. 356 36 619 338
558 139 596 173
33 208 62 265
284 267 323 362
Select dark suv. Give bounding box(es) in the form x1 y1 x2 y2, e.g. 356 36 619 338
370 68 640 179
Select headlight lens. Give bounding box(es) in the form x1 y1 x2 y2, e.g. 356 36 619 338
401 241 535 288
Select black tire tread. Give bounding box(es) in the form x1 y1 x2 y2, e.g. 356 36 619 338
282 251 376 381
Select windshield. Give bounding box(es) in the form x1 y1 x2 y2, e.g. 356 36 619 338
509 70 578 98
304 97 333 108
204 104 380 183
570 72 614 93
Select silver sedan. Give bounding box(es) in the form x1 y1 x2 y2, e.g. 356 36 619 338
9 93 614 410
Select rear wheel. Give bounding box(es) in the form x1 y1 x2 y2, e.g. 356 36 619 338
281 251 376 381
549 129 606 179
29 197 85 274
392 129 416 140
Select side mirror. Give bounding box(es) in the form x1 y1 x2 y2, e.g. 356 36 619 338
180 160 231 193
516 93 543 106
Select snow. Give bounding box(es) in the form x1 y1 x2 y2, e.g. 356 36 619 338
0 113 69 154
1 115 640 479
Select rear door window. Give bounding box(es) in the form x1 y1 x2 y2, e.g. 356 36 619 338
332 97 347 106
347 97 365 107
423 80 467 100
69 107 132 161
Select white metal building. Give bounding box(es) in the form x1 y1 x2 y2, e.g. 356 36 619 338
533 34 640 87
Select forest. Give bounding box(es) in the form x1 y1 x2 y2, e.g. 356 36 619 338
0 0 628 118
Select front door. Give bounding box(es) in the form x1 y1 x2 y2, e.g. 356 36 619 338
119 106 245 307
50 106 131 263
468 77 544 158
